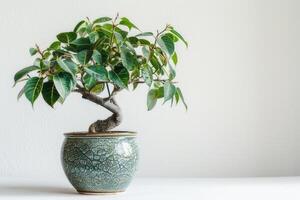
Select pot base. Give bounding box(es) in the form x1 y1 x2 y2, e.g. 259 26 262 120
77 190 124 195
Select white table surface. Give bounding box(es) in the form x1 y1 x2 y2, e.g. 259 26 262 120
0 177 300 199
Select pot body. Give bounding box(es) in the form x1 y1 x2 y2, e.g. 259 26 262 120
61 132 138 193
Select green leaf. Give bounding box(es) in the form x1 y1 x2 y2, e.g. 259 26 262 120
135 32 154 37
77 27 87 37
89 32 99 43
24 77 43 105
165 33 179 42
119 17 139 30
170 29 188 47
141 65 152 87
74 20 86 32
85 23 93 34
109 57 120 67
176 87 187 109
147 89 157 111
83 74 96 90
142 46 150 59
84 65 108 81
155 48 167 65
33 58 41 67
83 67 107 92
164 81 176 102
156 86 164 98
42 80 60 107
91 83 104 94
52 49 68 57
168 64 176 80
101 24 113 35
125 41 135 52
175 89 180 104
14 66 39 83
172 52 178 65
76 50 93 65
120 45 137 71
70 37 91 47
131 68 140 80
157 34 175 56
108 70 127 89
138 39 151 46
48 41 61 50
53 72 75 100
92 50 102 65
56 32 77 43
40 60 50 71
93 17 112 24
115 65 129 86
115 27 129 39
150 56 163 75
114 32 123 45
42 51 51 59
57 58 78 77
128 37 139 46
29 48 37 56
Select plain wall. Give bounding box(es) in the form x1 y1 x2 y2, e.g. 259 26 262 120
0 0 300 178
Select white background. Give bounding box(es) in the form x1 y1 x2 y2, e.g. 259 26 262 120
0 0 299 179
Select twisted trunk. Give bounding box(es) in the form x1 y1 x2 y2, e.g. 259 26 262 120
74 87 122 133
88 112 122 133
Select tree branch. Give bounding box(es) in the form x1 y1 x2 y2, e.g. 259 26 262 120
153 24 170 46
73 87 120 114
35 44 44 57
106 83 111 97
73 86 123 133
103 86 121 102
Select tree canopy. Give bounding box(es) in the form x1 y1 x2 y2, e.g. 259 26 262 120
14 15 187 111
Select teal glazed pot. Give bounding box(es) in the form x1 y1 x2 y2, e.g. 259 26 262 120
61 131 138 194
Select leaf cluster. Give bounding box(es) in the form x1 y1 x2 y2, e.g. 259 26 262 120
14 15 188 110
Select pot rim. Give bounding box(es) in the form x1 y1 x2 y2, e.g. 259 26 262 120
64 131 137 138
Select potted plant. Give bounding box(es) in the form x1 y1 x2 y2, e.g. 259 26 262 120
14 15 187 194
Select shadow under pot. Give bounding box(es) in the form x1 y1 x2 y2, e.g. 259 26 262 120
61 131 138 194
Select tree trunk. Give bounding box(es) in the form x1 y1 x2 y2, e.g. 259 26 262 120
74 87 122 133
88 112 122 133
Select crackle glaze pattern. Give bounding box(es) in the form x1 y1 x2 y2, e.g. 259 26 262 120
61 134 138 193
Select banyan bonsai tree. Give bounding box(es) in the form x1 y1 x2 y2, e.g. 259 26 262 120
14 15 187 133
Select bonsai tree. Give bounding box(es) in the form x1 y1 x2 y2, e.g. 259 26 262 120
14 15 187 133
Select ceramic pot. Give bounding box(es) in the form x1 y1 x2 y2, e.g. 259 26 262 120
61 131 138 194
